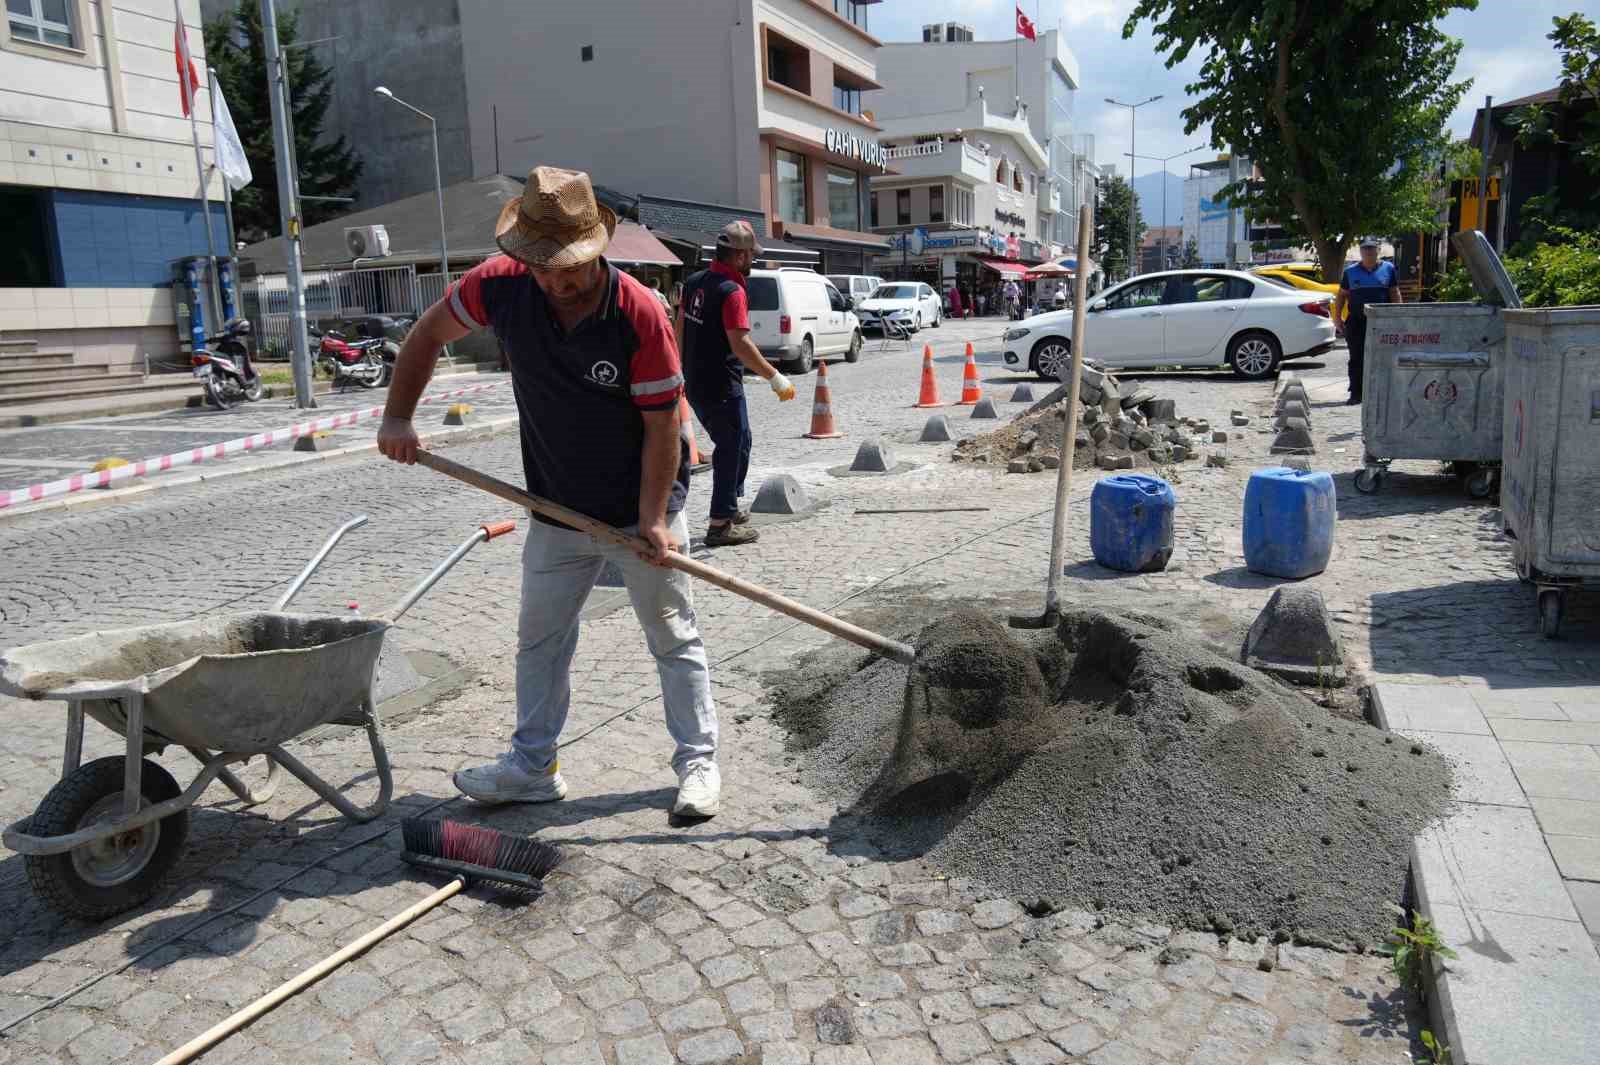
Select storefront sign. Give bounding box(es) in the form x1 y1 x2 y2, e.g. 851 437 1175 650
995 208 1027 229
889 229 980 253
825 128 887 170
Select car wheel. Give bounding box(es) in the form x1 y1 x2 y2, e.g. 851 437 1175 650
914 312 923 332
1228 331 1281 380
788 336 814 374
932 309 941 328
845 330 862 363
1030 337 1070 382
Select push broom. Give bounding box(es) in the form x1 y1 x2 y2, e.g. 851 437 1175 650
152 819 561 1065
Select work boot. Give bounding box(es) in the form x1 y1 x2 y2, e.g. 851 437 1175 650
453 753 568 804
732 508 752 525
673 759 721 817
705 522 759 547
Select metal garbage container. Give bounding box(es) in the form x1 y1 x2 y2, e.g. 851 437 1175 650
1355 231 1522 498
1500 304 1600 637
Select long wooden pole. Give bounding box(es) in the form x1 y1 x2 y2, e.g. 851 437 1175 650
414 452 917 665
1042 202 1094 621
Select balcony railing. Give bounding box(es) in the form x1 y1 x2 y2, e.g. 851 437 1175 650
883 140 946 160
962 142 988 165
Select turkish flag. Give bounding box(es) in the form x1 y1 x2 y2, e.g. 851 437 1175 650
174 1 201 116
1016 7 1037 41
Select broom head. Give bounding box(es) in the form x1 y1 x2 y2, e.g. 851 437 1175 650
401 817 563 898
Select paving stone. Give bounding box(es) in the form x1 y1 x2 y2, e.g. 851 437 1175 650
549 947 616 983
1206 1002 1278 1046
679 1029 746 1065
929 1022 991 1064
544 1039 606 1065
1276 944 1348 981
701 953 758 989
662 997 728 1033
598 999 654 1035
471 1034 536 1065
1047 1023 1105 1057
615 936 675 971
790 978 840 1011
763 1042 813 1065
1110 978 1171 1013
742 1010 799 1042
914 910 967 937
763 944 825 984
728 977 778 1015
790 903 841 934
641 961 702 1004
442 1003 507 1043
654 907 707 936
888 882 948 906
526 1005 589 1045
1224 966 1272 1006
66 1024 138 1064
979 1009 1036 1042
616 1033 675 1065
314 969 387 1018
875 943 934 967
682 928 736 963
971 984 1029 1008
815 1047 873 1065
708 901 766 930
854 1000 923 1040
116 988 182 1026
845 971 908 1002
1004 1038 1065 1065
577 974 636 1010
815 1001 857 1045
506 974 563 1020
735 918 802 948
839 893 892 919
867 1036 941 1065
1075 962 1131 993
1084 1041 1150 1065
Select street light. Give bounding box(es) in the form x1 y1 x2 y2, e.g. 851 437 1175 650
1124 144 1205 269
1105 95 1162 280
374 86 449 309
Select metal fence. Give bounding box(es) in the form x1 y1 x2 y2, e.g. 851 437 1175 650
241 264 464 360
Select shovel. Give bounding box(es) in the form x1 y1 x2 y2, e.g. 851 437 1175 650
413 451 916 665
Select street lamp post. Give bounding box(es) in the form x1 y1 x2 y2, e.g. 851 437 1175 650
1105 95 1162 280
374 86 449 312
1123 145 1205 270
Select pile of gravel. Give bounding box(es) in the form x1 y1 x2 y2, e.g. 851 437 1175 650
770 607 1450 949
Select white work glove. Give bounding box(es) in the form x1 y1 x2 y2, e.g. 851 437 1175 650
769 372 796 401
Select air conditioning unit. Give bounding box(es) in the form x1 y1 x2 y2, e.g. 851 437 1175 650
345 224 391 259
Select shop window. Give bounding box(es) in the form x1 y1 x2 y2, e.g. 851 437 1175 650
766 30 810 95
8 0 76 47
929 185 944 224
896 188 910 226
827 167 859 231
775 149 807 224
0 186 55 286
1013 169 1024 193
995 160 1008 185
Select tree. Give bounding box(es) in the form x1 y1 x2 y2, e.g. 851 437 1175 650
1507 13 1600 245
204 3 362 242
1181 237 1200 267
1095 175 1146 281
1125 0 1475 282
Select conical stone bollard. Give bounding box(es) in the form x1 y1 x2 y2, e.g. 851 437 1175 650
920 415 953 442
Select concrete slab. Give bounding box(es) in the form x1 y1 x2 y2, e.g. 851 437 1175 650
1530 796 1600 838
1490 719 1600 744
1509 764 1600 802
1500 740 1600 773
1566 882 1600 939
1373 684 1491 735
1401 730 1527 807
1472 690 1569 720
1546 835 1600 880
1421 902 1600 1065
1557 699 1600 723
1414 804 1577 921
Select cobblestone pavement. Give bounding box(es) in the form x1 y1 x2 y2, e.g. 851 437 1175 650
4 316 1588 1062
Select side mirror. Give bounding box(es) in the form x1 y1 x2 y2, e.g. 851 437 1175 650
1088 300 1106 313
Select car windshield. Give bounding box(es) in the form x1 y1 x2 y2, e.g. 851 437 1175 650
871 285 917 300
826 276 851 291
746 277 779 311
1257 275 1298 291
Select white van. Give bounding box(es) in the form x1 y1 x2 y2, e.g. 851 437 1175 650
826 274 883 310
746 270 863 373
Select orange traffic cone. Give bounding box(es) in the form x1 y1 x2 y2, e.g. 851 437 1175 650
803 360 843 439
957 342 982 405
913 344 944 408
679 395 710 470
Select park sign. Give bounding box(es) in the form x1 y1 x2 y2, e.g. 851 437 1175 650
825 127 887 170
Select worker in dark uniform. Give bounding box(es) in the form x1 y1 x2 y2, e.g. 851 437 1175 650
675 221 795 548
1333 237 1402 405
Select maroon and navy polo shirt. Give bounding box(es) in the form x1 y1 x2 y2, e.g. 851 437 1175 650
447 255 689 529
679 259 751 402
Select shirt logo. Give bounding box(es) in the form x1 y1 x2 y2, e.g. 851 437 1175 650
588 360 620 387
685 287 706 326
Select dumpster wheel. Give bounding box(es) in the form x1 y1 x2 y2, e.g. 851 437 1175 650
25 756 189 921
1538 588 1565 639
1354 467 1385 494
1464 466 1498 500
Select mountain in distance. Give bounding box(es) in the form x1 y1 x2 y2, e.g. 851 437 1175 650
1129 170 1188 229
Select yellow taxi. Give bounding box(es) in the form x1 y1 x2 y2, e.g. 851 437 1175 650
1251 263 1345 320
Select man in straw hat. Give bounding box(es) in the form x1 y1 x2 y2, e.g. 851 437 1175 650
677 220 796 548
377 166 722 818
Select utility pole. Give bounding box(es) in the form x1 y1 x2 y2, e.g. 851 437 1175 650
1106 95 1161 279
1124 145 1203 270
260 0 315 409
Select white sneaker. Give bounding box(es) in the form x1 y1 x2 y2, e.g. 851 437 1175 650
673 760 721 817
453 753 568 804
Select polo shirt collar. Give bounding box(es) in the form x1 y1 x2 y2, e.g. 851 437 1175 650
710 259 747 289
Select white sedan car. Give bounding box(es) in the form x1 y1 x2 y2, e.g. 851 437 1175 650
1002 269 1336 381
855 282 943 333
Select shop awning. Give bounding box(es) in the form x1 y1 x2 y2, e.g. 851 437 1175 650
979 258 1028 278
652 226 821 266
605 221 682 267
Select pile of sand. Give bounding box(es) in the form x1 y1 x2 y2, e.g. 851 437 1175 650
772 608 1450 948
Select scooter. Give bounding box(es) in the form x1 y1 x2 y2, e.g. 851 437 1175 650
193 318 264 410
310 324 398 391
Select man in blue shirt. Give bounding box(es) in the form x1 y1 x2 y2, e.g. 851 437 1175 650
1333 237 1402 404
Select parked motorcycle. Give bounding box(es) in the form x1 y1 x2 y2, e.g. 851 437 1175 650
311 323 398 390
192 317 263 410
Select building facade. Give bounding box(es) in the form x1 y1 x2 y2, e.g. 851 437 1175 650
2 0 228 386
868 27 1086 251
865 94 1051 296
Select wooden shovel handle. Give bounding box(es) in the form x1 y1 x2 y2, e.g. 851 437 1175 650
415 451 915 665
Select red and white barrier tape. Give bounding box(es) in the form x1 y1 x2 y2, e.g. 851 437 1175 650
0 380 509 510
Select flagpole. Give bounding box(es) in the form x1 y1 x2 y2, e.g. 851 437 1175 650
209 66 238 255
178 5 222 330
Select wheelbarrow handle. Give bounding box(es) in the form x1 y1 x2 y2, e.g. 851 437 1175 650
379 517 519 622
275 515 370 611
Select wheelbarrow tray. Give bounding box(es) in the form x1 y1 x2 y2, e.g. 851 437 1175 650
0 611 390 754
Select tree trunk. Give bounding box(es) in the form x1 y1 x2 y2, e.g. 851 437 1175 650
1315 240 1348 284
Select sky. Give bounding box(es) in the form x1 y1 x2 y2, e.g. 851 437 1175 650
866 0 1573 186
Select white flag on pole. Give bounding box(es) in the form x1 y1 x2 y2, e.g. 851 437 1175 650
211 81 252 191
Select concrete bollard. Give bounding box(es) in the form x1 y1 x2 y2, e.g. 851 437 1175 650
850 440 895 472
920 415 953 442
970 397 999 419
752 473 811 514
443 403 473 426
294 432 333 453
1271 417 1315 454
1009 383 1035 403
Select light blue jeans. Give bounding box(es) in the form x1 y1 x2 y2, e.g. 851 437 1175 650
511 509 716 774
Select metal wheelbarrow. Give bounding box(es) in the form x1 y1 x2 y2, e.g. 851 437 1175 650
0 515 516 920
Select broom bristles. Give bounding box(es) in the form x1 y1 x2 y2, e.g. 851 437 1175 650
401 817 563 885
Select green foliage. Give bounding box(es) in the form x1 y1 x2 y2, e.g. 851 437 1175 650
1509 14 1600 179
1439 227 1600 305
1096 175 1147 281
1181 237 1201 268
1125 0 1475 281
1380 904 1458 999
204 3 362 242
1418 1029 1451 1065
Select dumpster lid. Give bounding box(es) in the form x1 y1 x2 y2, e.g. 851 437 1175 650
1450 230 1522 308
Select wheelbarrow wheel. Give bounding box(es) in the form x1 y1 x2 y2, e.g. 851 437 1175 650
25 756 189 921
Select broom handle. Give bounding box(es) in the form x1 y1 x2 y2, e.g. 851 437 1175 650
1046 202 1094 618
152 879 464 1065
415 451 916 665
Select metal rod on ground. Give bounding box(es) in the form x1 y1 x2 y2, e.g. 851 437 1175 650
260 0 316 409
1012 201 1092 629
413 451 917 665
854 507 991 515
